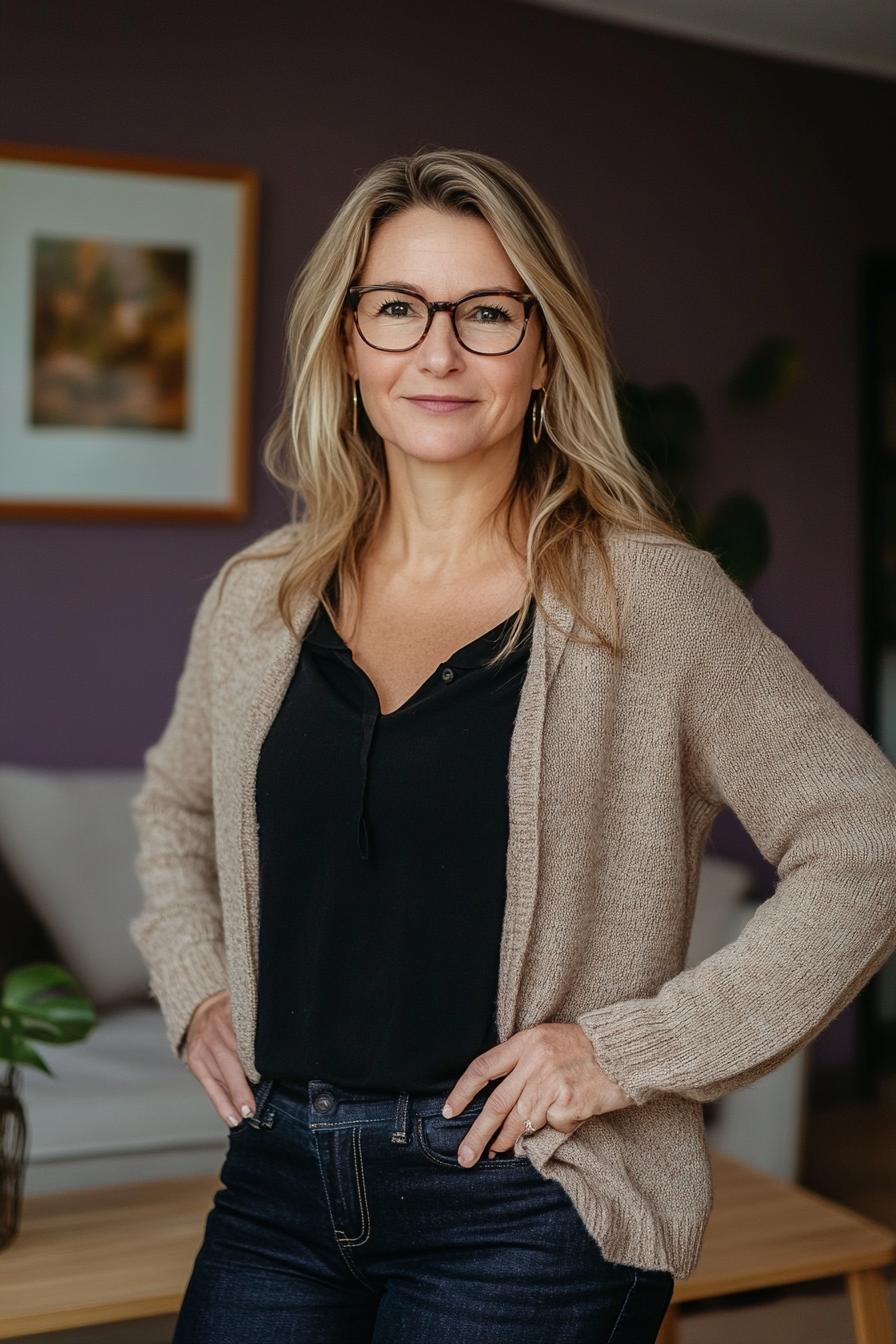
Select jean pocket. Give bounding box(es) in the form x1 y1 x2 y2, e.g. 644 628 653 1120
415 1112 530 1169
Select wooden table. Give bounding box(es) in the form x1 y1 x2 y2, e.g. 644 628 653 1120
0 1156 893 1340
0 1175 219 1338
659 1153 896 1344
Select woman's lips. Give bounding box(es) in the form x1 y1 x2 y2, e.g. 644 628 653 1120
405 396 476 414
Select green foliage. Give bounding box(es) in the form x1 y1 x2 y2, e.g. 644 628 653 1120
727 337 805 410
0 964 96 1075
616 333 803 589
700 493 772 590
615 381 706 498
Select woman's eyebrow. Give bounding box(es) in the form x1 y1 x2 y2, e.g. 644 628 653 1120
364 280 425 293
362 282 518 296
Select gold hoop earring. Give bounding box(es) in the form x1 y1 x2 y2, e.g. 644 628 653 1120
352 380 359 436
531 390 546 444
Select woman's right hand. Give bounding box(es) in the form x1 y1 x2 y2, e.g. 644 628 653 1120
184 991 256 1127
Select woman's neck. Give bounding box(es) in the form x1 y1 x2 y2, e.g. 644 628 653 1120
373 437 525 580
333 438 528 709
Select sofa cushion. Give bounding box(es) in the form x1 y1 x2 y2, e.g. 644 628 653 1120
0 765 148 1008
22 1003 226 1163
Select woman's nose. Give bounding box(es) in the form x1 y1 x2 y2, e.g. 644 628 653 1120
417 311 465 374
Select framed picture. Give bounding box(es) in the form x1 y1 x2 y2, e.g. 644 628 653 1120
0 143 259 521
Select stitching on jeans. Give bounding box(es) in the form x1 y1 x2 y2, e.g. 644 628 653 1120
304 1101 482 1130
304 1116 383 1131
351 1126 372 1245
313 1132 375 1290
336 1127 371 1247
312 1130 343 1240
338 1244 376 1292
268 1102 382 1131
333 1126 362 1242
606 1270 638 1343
315 1134 376 1290
414 1118 458 1167
391 1092 410 1144
413 1117 529 1169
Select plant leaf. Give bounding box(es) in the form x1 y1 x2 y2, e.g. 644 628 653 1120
727 337 804 410
1 962 96 1051
8 1004 95 1044
3 963 83 1006
0 1006 63 1044
9 1038 53 1074
0 1018 53 1074
700 493 772 589
616 380 705 496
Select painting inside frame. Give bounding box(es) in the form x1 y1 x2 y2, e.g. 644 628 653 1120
30 236 193 432
0 144 258 521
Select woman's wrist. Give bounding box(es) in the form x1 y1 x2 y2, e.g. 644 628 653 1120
185 989 229 1042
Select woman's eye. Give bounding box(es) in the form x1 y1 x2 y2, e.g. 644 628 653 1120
471 306 511 325
378 302 412 319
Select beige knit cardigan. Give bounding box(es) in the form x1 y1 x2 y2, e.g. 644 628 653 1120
131 524 896 1278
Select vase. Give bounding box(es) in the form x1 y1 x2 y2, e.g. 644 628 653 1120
0 1068 26 1250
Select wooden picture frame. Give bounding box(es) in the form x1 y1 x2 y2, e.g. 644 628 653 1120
0 143 259 522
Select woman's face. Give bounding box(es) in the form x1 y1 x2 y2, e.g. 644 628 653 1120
344 207 546 469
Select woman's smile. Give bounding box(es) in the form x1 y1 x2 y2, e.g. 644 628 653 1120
404 394 477 414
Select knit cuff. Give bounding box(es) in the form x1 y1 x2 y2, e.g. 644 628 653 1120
148 940 230 1060
577 1003 680 1106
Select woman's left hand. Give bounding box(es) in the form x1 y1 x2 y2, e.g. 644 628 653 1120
443 1023 632 1167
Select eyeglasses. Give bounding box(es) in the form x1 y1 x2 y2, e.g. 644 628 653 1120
346 286 538 356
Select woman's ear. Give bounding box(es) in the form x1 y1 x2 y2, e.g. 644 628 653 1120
532 345 548 392
343 313 359 380
531 312 548 391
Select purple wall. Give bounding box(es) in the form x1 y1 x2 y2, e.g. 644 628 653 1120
3 0 894 1084
1 1 895 766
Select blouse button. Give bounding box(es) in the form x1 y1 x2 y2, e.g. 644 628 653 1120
441 668 454 683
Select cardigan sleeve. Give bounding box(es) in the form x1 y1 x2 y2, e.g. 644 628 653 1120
577 571 896 1105
130 576 229 1058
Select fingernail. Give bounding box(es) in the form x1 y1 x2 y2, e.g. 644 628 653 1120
241 1105 254 1118
488 1150 496 1160
442 1104 453 1118
227 1114 239 1127
458 1146 474 1165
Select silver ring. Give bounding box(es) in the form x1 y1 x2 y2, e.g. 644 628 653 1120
523 1118 536 1135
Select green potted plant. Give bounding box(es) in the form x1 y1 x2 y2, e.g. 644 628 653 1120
0 963 96 1249
617 336 805 590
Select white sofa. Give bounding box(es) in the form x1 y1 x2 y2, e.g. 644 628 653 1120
0 764 805 1194
21 1005 227 1194
0 765 226 1195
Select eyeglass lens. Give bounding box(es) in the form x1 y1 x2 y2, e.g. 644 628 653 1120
355 290 527 354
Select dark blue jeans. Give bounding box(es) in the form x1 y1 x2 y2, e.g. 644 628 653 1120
173 1080 673 1343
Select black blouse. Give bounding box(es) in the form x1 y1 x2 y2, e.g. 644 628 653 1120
254 605 532 1093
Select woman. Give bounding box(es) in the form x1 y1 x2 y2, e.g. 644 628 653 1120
132 150 896 1344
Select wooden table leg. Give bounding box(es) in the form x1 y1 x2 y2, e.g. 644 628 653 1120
655 1303 678 1344
847 1269 894 1344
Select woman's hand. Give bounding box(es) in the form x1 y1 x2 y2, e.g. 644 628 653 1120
184 991 256 1128
443 1023 631 1167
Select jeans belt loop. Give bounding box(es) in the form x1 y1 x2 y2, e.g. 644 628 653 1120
391 1093 410 1144
247 1078 275 1129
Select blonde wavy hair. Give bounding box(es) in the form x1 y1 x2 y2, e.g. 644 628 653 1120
263 149 673 651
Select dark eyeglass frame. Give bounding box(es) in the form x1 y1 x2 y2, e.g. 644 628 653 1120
346 285 539 356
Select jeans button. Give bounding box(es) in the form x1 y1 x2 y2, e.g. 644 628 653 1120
314 1092 335 1114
